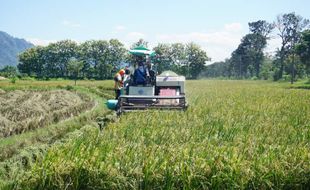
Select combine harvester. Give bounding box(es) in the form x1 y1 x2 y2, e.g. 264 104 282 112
107 46 187 114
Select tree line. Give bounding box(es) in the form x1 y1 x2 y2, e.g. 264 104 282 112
3 12 309 81
15 39 209 80
204 12 310 83
17 39 126 80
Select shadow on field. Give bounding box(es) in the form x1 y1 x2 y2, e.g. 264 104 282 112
288 86 310 90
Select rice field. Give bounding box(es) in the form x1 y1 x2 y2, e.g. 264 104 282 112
3 80 308 189
0 90 94 137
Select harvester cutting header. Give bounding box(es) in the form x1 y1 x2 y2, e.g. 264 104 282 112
107 45 187 114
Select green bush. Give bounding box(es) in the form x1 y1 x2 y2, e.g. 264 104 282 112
251 76 258 80
19 76 36 81
10 77 17 84
282 74 291 81
65 85 74 91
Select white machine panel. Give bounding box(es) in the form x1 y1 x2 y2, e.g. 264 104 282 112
156 76 185 94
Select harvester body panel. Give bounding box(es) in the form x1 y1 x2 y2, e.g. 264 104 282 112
116 72 187 114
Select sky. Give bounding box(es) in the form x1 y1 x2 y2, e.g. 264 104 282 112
1 0 310 63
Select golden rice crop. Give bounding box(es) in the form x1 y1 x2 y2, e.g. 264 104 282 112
5 80 310 189
0 90 95 137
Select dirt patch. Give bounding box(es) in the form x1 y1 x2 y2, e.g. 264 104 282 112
0 90 95 137
0 76 7 80
0 89 5 95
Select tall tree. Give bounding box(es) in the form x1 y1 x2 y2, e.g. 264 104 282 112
275 12 309 81
170 43 187 70
230 33 267 78
185 42 210 79
95 40 111 79
248 20 275 38
79 40 110 79
18 46 45 77
248 20 273 77
67 58 84 85
153 43 173 73
295 29 310 76
108 39 126 74
43 40 78 78
228 20 273 78
153 43 186 74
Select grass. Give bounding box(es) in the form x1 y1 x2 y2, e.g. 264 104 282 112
2 80 308 189
290 79 310 90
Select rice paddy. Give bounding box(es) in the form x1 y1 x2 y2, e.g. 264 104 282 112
1 80 308 189
0 90 94 137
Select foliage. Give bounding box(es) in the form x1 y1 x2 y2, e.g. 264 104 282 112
274 12 309 80
14 13 310 82
67 59 84 85
248 20 275 38
259 56 274 80
230 33 267 78
10 77 17 84
203 60 230 78
18 39 126 80
228 20 274 79
153 42 209 78
0 66 18 78
203 20 273 79
185 43 210 78
202 14 310 82
153 43 176 73
296 29 310 73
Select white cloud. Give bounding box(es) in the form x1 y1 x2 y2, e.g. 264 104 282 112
26 38 81 46
224 23 243 33
26 38 56 46
155 23 246 62
265 36 282 55
127 32 146 39
115 25 126 31
62 20 81 28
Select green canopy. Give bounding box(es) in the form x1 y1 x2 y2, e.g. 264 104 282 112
129 45 156 57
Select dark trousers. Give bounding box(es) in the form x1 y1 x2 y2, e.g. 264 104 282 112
115 89 121 100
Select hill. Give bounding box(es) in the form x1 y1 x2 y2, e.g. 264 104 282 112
0 31 34 68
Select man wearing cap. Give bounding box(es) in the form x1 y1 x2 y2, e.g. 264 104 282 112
114 69 125 99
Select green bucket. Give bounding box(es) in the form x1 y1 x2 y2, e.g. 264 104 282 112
106 99 118 110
